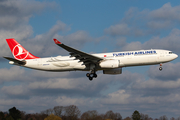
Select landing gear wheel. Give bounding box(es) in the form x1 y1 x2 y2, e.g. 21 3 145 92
86 73 97 80
93 73 97 78
89 77 93 81
86 73 90 77
159 67 162 71
86 67 97 80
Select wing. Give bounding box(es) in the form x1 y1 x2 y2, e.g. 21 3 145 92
53 39 103 65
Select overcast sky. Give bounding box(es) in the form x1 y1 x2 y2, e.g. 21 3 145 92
1 0 180 119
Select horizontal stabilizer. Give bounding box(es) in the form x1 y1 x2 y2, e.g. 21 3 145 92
3 57 26 65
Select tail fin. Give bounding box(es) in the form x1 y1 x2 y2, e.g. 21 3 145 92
6 38 39 60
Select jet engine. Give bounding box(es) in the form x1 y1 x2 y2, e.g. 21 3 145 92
99 60 120 68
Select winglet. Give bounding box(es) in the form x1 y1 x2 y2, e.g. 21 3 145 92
53 38 62 44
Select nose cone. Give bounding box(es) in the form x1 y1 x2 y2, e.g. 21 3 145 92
175 54 178 59
172 53 178 60
168 53 178 62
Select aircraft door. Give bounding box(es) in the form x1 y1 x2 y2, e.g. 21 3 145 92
157 51 164 62
160 52 164 57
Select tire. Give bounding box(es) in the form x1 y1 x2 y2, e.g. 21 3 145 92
93 73 97 78
89 77 93 81
86 73 90 77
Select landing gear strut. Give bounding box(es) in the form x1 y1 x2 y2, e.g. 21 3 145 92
86 70 97 81
159 63 163 71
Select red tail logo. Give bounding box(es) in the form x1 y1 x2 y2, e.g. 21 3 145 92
6 38 39 60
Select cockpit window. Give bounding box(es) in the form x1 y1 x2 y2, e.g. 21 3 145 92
169 52 173 54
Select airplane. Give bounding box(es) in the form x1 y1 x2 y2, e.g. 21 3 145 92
4 38 178 81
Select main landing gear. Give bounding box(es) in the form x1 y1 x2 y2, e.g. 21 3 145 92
86 64 97 81
159 63 163 71
86 70 97 81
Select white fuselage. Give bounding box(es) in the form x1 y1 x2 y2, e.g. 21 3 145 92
20 49 178 72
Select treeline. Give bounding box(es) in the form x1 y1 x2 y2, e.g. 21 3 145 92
0 105 180 120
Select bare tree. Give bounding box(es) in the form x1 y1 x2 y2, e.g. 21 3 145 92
104 110 122 120
81 110 100 120
140 113 149 120
20 111 26 120
25 113 47 120
114 112 122 120
53 106 63 117
159 115 168 120
63 105 81 120
170 117 175 120
44 114 62 120
124 117 131 120
176 116 180 120
105 110 115 120
41 108 54 115
148 117 153 120
81 112 89 120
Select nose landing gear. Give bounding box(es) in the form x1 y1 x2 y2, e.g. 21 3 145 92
159 63 163 71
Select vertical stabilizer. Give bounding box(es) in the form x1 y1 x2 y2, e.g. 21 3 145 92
6 38 39 60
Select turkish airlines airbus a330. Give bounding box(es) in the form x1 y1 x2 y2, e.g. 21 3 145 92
4 38 178 81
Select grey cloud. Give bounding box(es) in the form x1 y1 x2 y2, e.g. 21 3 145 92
105 3 180 37
132 78 180 90
26 75 113 97
123 7 139 21
0 67 142 99
149 3 180 21
147 20 172 29
119 28 180 53
1 1 180 118
1 63 180 118
101 90 130 104
0 0 57 29
104 23 131 36
54 30 92 51
0 96 57 113
0 66 26 83
143 28 180 52
0 25 33 57
0 20 69 60
102 83 180 118
0 0 57 16
24 20 70 57
0 0 57 58
120 41 142 51
55 96 92 107
1 85 29 99
19 21 92 58
148 62 180 81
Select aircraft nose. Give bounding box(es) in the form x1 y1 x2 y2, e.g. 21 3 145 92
174 54 178 59
175 54 178 58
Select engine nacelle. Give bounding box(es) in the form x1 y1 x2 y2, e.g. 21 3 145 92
103 68 122 74
99 60 120 68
